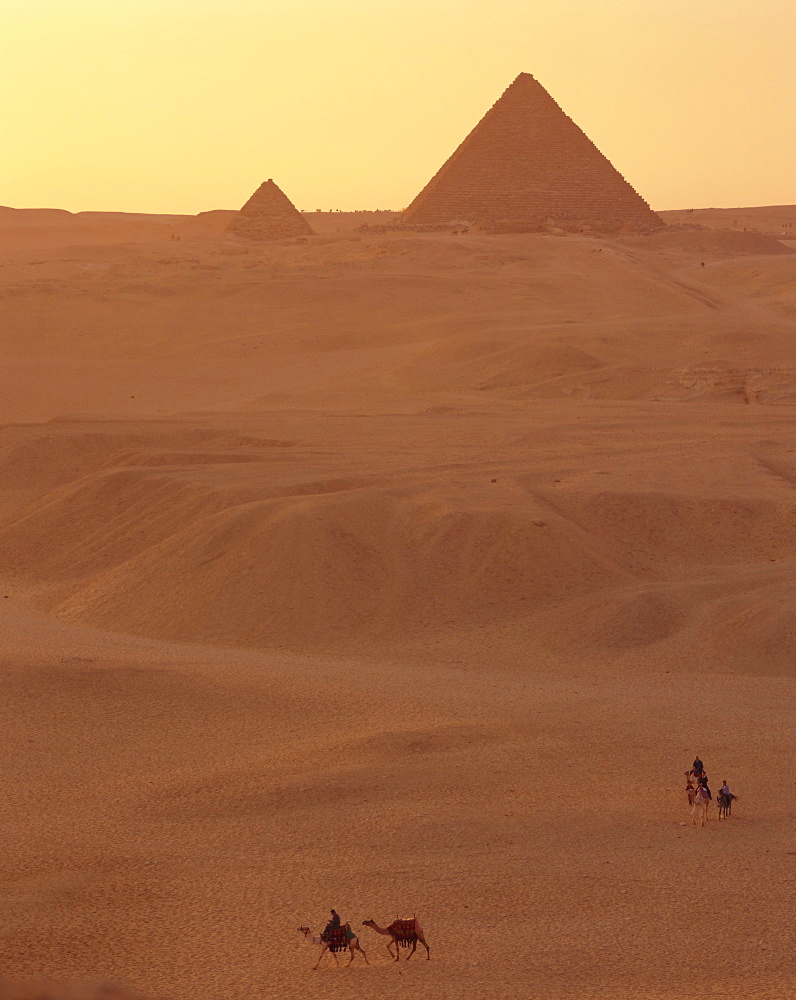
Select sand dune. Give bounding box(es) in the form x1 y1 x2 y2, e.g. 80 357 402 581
2 212 796 999
3 408 796 676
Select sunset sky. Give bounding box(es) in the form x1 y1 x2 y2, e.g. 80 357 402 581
3 0 794 214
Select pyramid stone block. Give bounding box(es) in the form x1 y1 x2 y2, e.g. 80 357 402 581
227 179 313 240
404 74 662 232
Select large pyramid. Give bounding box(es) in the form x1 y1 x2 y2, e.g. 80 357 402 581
227 179 313 239
404 73 662 231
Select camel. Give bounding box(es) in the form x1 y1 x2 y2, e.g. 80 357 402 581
297 925 368 969
362 917 430 961
691 784 711 827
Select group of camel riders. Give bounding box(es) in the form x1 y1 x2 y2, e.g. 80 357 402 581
686 756 733 807
299 909 429 968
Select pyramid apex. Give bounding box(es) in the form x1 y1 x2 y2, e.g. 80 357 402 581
501 73 543 97
503 72 538 90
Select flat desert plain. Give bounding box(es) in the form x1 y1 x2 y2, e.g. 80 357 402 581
1 209 796 1000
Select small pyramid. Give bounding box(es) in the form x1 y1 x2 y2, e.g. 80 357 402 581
227 179 313 240
404 74 662 231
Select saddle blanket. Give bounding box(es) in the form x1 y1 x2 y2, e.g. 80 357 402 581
391 919 417 942
325 927 351 951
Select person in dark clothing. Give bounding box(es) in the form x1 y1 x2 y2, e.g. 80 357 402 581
322 909 341 941
698 774 712 798
693 757 704 775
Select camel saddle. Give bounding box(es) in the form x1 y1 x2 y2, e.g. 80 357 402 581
390 918 417 946
325 926 350 952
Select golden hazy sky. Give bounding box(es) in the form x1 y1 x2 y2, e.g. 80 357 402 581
3 0 794 214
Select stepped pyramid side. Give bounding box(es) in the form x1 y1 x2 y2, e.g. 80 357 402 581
227 179 313 239
405 74 662 231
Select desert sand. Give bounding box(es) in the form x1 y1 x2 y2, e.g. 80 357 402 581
1 207 796 1000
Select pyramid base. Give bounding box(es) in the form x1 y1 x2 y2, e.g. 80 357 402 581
481 216 664 235
398 214 664 235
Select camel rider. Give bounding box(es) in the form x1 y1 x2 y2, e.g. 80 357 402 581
693 757 704 775
720 780 731 799
322 909 341 942
698 774 712 798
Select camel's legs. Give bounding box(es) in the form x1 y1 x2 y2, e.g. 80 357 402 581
418 936 431 960
313 944 328 970
406 939 418 960
349 943 368 966
387 939 399 962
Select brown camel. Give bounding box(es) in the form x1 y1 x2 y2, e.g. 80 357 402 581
362 917 430 961
297 925 368 969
